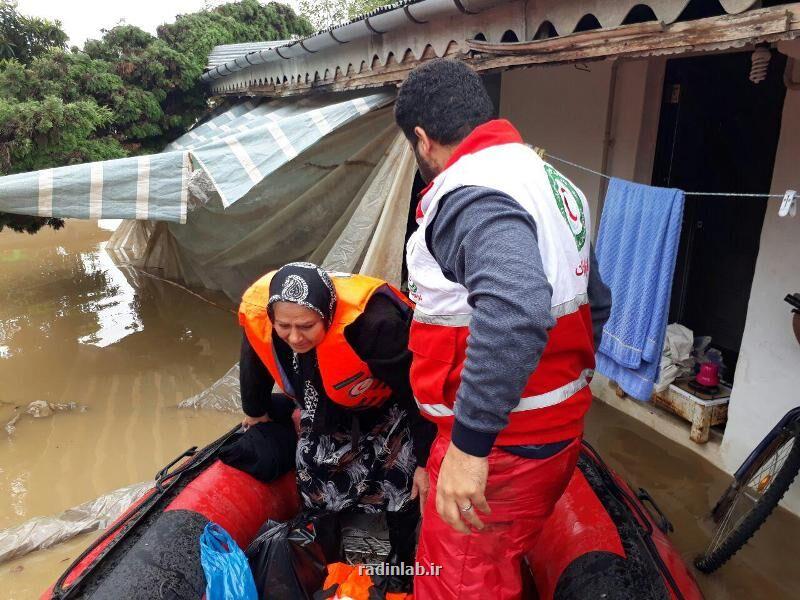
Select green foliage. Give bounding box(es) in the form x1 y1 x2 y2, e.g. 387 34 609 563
0 0 312 234
0 95 124 172
0 1 66 64
298 0 395 31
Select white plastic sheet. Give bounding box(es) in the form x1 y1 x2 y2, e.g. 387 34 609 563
110 105 415 303
0 91 392 223
178 364 243 414
0 480 152 564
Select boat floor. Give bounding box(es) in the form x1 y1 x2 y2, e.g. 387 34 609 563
340 512 392 564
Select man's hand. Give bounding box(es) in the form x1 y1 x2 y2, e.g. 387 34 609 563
241 414 270 430
435 442 490 534
410 467 430 514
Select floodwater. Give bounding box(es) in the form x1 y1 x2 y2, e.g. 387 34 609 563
0 220 242 598
1 221 799 599
585 401 800 600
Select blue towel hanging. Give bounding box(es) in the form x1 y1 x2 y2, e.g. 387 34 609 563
595 177 685 401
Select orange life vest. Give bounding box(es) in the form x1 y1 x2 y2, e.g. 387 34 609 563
238 271 412 410
319 562 413 600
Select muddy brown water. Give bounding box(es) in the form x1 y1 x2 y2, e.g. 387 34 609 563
0 221 241 598
585 401 800 600
1 221 799 598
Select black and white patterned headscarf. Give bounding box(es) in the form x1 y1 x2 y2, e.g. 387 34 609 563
267 262 337 327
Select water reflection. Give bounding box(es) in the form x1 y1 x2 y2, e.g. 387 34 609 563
76 246 143 348
0 220 241 596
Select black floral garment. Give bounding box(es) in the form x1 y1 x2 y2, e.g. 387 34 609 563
291 347 417 513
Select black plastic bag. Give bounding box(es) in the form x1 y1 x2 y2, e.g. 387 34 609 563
246 511 341 600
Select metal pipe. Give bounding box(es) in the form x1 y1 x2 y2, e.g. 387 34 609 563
595 58 620 238
201 0 507 83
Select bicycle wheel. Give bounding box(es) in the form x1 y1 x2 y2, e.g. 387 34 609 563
695 427 800 573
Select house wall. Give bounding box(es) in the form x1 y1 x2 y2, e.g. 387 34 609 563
499 62 614 228
500 53 800 516
499 59 662 237
721 51 800 515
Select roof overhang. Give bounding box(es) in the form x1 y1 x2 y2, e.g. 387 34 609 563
202 1 507 86
210 2 800 98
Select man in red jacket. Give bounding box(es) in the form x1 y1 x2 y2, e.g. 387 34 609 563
395 59 612 598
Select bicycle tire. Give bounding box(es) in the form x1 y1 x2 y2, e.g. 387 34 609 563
695 429 800 573
709 430 791 523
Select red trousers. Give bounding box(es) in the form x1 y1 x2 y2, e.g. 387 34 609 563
414 434 581 600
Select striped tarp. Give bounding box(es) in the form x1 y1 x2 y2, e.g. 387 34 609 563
0 91 393 223
0 153 191 224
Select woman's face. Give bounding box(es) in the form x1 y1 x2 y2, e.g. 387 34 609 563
272 302 326 354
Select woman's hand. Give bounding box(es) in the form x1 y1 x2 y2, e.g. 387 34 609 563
241 414 270 430
411 467 430 514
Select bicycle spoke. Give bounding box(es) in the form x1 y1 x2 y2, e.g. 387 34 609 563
705 436 796 556
708 489 749 553
746 438 794 496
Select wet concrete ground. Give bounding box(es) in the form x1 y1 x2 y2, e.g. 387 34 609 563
2 221 799 598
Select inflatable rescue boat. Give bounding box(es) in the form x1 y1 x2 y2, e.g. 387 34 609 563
43 427 703 599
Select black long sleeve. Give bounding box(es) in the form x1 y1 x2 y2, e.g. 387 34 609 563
588 245 613 349
239 334 294 422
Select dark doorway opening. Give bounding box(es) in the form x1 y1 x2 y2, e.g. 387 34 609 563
651 50 787 378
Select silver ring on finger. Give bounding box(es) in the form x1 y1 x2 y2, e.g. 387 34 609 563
460 502 473 512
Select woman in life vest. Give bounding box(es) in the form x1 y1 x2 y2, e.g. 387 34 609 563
237 262 435 578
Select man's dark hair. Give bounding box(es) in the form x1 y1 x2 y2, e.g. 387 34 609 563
394 59 494 146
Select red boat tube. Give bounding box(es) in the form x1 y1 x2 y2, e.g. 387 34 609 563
44 432 702 600
42 427 300 600
528 442 703 600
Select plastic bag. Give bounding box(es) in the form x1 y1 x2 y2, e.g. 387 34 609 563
200 522 258 600
246 511 341 600
655 324 695 392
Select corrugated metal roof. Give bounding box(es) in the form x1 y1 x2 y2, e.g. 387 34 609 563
314 0 422 33
206 41 290 70
202 1 427 74
201 0 498 83
202 0 778 94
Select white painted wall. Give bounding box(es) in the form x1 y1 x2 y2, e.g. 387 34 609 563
499 59 661 236
721 53 800 514
499 62 614 227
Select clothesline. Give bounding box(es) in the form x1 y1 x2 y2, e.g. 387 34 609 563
537 148 788 199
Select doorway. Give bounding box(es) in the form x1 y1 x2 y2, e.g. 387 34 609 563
651 50 787 377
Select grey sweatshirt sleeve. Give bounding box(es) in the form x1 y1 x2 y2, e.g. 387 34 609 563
588 245 612 349
426 186 555 457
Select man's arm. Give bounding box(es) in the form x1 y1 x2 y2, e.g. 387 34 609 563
426 185 556 457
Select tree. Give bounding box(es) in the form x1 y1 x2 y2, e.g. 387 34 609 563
0 1 67 64
298 0 394 31
0 0 313 234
